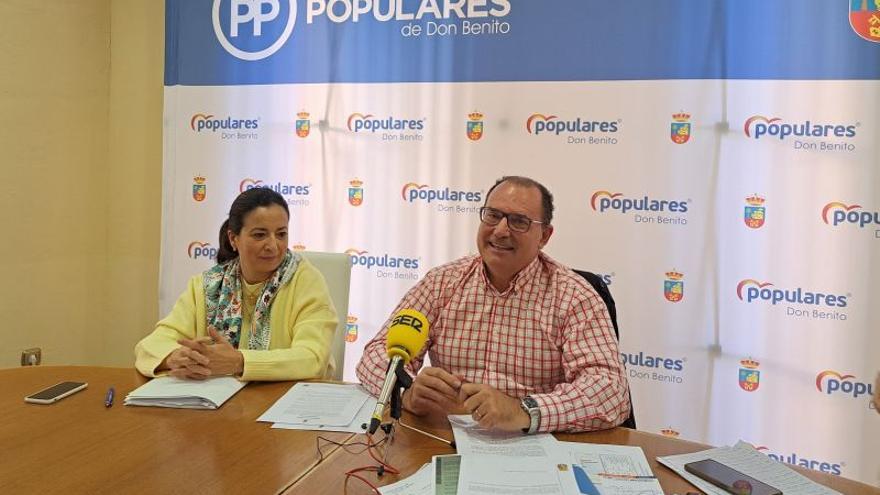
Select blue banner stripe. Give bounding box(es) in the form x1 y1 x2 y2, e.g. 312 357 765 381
166 0 880 86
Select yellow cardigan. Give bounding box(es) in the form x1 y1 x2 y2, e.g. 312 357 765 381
135 258 338 381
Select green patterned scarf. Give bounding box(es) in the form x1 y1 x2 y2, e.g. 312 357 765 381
203 250 300 349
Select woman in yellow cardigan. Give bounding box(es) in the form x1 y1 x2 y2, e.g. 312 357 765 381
135 188 338 381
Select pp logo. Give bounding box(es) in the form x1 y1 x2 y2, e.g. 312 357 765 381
212 0 297 61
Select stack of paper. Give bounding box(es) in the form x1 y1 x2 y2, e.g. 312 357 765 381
657 440 842 495
445 415 663 495
258 382 373 433
124 376 247 410
560 442 664 495
381 441 665 495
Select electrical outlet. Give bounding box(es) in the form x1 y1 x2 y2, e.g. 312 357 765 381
21 348 41 366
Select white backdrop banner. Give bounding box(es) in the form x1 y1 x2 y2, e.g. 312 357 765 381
162 0 880 485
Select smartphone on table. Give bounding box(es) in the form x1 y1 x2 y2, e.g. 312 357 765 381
24 381 88 404
684 459 782 495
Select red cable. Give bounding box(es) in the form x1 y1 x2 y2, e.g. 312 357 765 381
344 467 381 494
342 432 401 493
366 432 400 475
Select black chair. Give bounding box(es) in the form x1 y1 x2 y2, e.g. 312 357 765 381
573 269 636 430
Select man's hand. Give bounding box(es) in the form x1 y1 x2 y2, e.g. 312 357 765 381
403 367 465 416
163 328 244 380
459 383 530 432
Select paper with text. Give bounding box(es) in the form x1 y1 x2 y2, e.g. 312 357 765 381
271 392 373 433
258 382 371 426
456 454 578 495
449 415 560 458
556 441 662 495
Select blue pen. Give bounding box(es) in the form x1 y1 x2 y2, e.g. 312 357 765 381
105 387 115 407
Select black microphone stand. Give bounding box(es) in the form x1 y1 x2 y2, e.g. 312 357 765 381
376 362 455 454
366 362 456 478
372 361 412 474
388 362 412 424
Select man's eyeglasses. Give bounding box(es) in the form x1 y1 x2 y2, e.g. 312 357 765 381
479 207 546 233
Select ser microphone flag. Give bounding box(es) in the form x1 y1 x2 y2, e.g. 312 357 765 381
368 309 429 434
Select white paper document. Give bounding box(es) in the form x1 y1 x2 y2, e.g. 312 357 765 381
657 440 841 495
456 454 577 495
124 376 246 410
378 463 433 495
271 390 373 433
449 415 560 458
258 382 371 428
557 441 663 495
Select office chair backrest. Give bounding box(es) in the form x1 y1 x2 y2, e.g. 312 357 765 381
301 251 352 381
572 269 636 430
572 270 618 341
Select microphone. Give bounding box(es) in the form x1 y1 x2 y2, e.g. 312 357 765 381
368 308 429 434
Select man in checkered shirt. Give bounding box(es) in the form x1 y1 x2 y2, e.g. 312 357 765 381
356 176 630 433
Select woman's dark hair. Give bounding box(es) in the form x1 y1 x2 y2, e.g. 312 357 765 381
217 188 290 263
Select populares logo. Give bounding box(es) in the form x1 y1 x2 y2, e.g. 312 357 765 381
738 358 760 392
822 201 880 229
305 0 511 24
347 113 425 133
755 445 843 475
743 116 857 140
215 0 512 61
849 0 880 42
591 190 689 226
190 113 259 133
623 352 684 371
345 249 420 270
816 370 874 399
736 279 848 307
670 112 691 144
742 114 859 152
187 242 218 260
737 278 850 321
401 183 482 204
590 191 689 215
526 113 620 145
240 178 310 207
213 0 296 61
622 351 686 384
744 195 765 229
239 178 310 196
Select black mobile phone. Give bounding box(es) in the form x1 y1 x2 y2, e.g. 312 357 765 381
24 381 88 404
684 459 782 495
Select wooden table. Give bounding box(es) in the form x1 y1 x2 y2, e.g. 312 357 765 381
289 410 880 495
3 367 877 494
0 366 350 494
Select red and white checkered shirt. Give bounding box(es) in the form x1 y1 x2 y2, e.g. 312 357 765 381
356 253 630 432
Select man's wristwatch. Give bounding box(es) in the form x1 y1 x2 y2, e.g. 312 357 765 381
520 396 540 434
